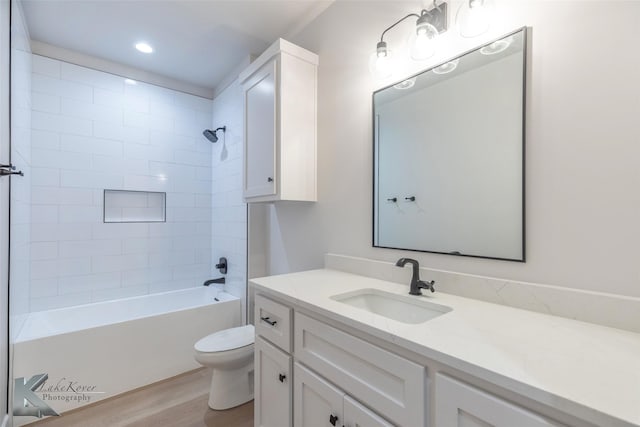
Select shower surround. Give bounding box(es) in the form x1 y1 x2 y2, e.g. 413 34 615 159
29 55 214 312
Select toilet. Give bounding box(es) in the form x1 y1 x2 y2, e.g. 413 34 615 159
194 324 255 410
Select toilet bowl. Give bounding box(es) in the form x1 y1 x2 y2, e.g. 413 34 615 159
194 324 255 410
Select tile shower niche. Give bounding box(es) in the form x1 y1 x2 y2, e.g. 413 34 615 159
103 190 166 223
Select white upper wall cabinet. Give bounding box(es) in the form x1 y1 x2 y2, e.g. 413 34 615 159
239 39 318 203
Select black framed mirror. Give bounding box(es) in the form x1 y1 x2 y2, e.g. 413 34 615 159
373 28 526 261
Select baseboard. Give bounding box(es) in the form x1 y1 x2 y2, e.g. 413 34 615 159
325 253 640 333
1 414 10 427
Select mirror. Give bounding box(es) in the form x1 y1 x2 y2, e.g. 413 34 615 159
373 28 526 261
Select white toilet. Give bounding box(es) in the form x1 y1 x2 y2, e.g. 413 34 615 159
194 324 255 410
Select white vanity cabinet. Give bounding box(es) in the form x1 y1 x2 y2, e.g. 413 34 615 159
239 38 318 203
294 363 394 427
255 336 292 427
435 374 564 427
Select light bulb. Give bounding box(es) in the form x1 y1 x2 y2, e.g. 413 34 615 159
456 0 494 38
369 41 394 79
409 22 439 61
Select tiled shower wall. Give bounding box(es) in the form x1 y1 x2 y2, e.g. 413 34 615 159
211 79 247 320
29 54 214 311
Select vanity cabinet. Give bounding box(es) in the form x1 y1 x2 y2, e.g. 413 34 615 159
239 38 318 203
255 336 292 427
294 363 394 427
435 374 563 427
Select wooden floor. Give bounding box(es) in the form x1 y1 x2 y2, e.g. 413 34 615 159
28 368 254 427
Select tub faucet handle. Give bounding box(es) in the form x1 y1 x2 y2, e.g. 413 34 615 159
215 257 227 274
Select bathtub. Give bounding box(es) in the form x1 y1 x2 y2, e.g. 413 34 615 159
12 287 241 424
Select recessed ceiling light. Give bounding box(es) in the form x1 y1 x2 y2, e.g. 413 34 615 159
394 78 416 90
135 42 153 54
433 59 460 75
480 37 513 56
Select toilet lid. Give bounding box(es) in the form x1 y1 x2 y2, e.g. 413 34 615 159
195 325 255 352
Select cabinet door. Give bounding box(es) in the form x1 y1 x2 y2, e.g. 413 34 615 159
294 363 344 427
244 59 277 199
255 337 292 427
435 374 564 427
344 395 394 427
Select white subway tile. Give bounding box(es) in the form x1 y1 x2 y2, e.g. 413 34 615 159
32 92 61 113
31 242 59 260
31 205 59 224
60 170 123 189
58 205 102 223
31 168 60 187
32 55 61 78
92 222 149 239
32 129 60 149
32 111 92 136
59 240 122 258
61 98 122 124
93 121 125 141
92 253 148 274
30 278 59 298
31 223 92 242
61 62 124 93
32 186 93 205
60 134 124 157
174 92 212 113
32 73 93 102
92 285 148 303
32 148 92 170
30 293 92 312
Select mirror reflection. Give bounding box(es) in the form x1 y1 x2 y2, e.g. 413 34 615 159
373 29 526 261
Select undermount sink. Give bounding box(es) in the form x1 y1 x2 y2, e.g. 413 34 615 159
330 288 452 324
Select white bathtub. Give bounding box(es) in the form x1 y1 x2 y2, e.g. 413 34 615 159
12 287 241 424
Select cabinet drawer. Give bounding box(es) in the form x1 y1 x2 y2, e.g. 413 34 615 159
294 313 425 427
255 294 292 352
435 374 564 427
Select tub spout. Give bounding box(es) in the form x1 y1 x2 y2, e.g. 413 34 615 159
203 277 225 286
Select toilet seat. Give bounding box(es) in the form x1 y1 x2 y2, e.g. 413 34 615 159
195 324 254 353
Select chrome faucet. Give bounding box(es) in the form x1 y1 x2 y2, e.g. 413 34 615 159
395 258 435 295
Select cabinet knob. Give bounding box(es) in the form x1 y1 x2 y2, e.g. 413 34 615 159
267 177 273 182
329 414 339 426
278 373 286 383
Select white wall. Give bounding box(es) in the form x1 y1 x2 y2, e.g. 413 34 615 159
257 0 640 299
211 79 248 321
29 55 214 311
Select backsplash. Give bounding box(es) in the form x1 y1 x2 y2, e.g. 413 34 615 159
325 253 640 334
29 54 214 311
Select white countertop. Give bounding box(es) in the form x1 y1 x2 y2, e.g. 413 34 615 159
250 269 640 427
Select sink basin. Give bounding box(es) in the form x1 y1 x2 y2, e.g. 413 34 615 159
330 288 452 324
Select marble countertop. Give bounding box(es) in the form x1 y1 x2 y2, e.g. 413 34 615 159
250 269 640 427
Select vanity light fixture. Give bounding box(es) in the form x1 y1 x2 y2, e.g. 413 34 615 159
432 58 459 74
455 0 495 38
370 1 448 79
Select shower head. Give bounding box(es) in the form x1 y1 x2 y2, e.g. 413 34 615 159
203 126 226 143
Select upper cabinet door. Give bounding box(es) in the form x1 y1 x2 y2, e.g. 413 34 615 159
435 374 565 427
240 38 318 203
294 363 344 427
243 59 277 199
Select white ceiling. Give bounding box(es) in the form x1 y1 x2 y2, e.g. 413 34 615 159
21 0 332 92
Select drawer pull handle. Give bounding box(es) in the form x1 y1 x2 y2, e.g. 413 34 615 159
329 414 339 426
278 373 286 383
260 316 277 326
